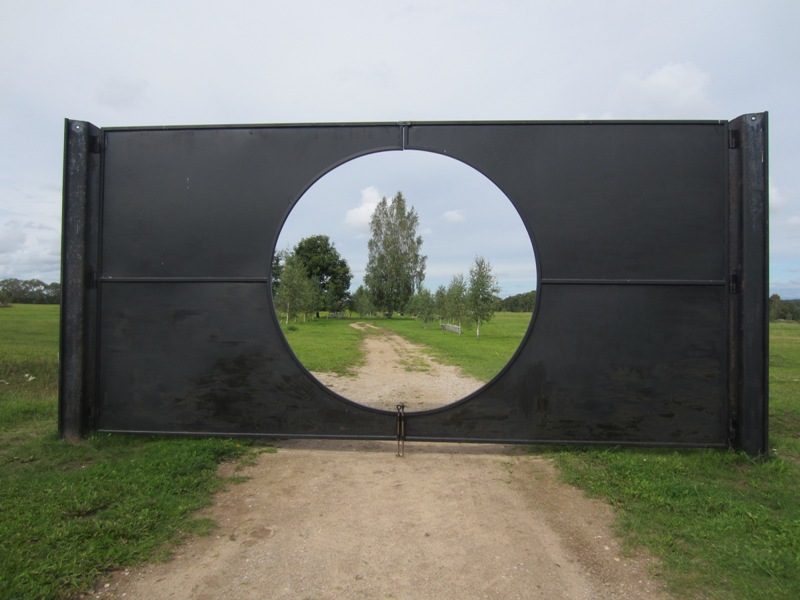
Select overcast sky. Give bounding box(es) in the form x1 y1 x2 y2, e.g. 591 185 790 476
1 0 798 297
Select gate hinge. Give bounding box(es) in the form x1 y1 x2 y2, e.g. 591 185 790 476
729 273 740 295
728 129 740 149
89 134 103 154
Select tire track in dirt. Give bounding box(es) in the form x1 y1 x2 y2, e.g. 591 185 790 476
311 322 485 411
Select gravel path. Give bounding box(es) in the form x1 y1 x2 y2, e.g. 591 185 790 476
86 325 673 600
311 322 486 411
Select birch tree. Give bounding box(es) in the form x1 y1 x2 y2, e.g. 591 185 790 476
273 251 316 325
364 192 426 316
467 256 500 338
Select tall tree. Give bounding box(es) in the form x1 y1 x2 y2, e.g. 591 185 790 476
293 235 352 316
364 192 426 317
273 251 317 325
352 285 374 317
444 273 467 326
409 287 436 328
270 252 284 297
467 256 500 337
434 284 447 324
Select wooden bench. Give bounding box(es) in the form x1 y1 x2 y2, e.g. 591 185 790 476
440 323 461 335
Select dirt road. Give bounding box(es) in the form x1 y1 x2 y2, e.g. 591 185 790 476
88 325 672 600
311 322 487 411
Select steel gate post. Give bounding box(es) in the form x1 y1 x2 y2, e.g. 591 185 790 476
59 119 100 438
735 113 769 456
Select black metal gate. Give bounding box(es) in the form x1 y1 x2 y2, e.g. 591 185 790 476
60 116 768 455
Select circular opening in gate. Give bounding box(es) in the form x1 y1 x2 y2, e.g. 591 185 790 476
272 150 537 412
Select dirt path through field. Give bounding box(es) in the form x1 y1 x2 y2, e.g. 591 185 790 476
311 322 486 411
88 325 673 600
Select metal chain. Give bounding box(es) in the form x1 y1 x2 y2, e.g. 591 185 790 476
396 403 406 457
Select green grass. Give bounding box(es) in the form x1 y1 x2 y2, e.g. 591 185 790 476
366 312 532 382
535 321 800 599
0 304 59 434
278 316 368 374
281 312 531 382
3 306 799 599
285 313 800 599
770 321 800 460
0 305 260 600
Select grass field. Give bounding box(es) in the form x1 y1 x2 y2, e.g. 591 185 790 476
279 316 368 374
539 321 800 599
280 312 532 382
2 305 799 599
283 313 800 599
0 305 257 600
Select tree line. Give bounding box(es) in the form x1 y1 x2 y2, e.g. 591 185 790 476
272 191 515 337
272 235 352 324
353 255 501 337
498 290 537 313
0 278 61 306
770 294 800 321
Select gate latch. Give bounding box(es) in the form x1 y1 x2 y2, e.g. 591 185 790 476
396 403 406 457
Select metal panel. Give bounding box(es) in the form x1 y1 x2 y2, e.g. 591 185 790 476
405 122 727 282
60 116 768 454
102 125 403 279
98 282 393 436
405 284 727 445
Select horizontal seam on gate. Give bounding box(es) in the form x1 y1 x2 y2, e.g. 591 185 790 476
539 279 726 286
99 277 270 283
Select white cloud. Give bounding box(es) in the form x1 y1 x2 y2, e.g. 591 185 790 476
441 209 465 223
770 210 800 269
770 276 800 300
344 186 382 234
0 3 797 287
608 62 714 118
0 220 26 254
96 78 148 110
0 219 60 281
770 179 788 213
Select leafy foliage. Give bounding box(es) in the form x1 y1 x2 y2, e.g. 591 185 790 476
770 294 800 321
351 285 375 317
443 273 467 326
467 256 500 337
0 278 60 305
292 235 352 314
498 290 537 312
408 258 505 337
272 250 317 324
408 287 436 327
364 192 426 316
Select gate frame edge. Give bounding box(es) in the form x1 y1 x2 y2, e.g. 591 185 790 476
58 116 770 452
733 112 770 457
59 119 100 438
